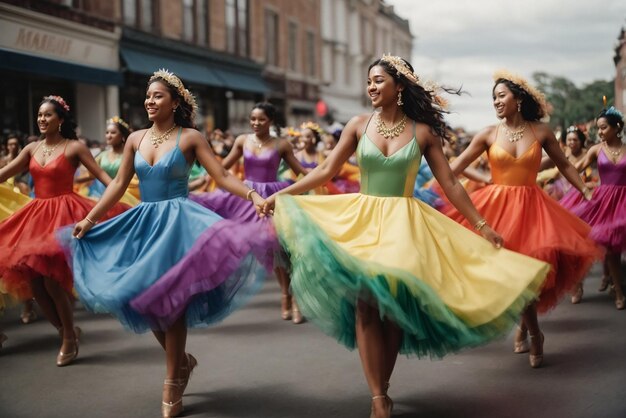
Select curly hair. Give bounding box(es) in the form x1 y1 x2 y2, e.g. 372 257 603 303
597 108 624 132
493 79 544 122
39 97 78 139
148 77 195 128
368 57 459 141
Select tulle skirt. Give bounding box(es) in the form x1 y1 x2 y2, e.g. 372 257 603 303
273 193 548 358
0 192 127 300
443 184 602 312
59 196 275 333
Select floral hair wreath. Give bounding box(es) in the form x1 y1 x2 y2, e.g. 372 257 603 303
379 54 449 110
44 95 70 112
285 127 301 137
149 69 199 119
300 121 325 136
493 69 548 118
107 116 131 131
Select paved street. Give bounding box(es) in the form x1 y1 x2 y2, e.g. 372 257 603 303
1 263 625 418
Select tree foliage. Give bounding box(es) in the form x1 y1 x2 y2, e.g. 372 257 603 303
532 72 614 131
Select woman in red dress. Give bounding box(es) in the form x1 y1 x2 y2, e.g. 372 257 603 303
0 96 126 366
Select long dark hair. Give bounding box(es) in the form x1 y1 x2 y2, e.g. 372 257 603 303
148 77 195 128
493 79 544 122
39 97 78 139
369 58 459 141
252 102 283 135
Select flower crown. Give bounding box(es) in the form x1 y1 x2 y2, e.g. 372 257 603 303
149 69 198 118
493 70 548 118
286 127 301 137
44 95 70 112
107 116 130 131
379 54 449 110
300 121 324 136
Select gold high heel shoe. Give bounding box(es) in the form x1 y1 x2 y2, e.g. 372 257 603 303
513 326 529 354
615 296 625 310
56 338 79 367
291 299 304 324
281 294 292 320
571 284 583 304
162 379 184 418
529 332 544 369
370 394 392 418
180 353 198 393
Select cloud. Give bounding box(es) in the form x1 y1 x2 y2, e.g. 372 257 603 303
386 0 626 131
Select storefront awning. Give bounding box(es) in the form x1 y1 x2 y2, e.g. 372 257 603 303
121 47 269 94
120 47 223 88
0 48 123 86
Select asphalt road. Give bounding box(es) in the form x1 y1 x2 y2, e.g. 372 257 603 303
1 263 625 418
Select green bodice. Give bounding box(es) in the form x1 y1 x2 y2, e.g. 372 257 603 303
356 133 420 197
99 150 122 178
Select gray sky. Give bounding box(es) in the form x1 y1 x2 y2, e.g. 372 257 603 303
385 0 626 132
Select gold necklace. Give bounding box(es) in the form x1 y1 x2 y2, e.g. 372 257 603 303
604 142 623 160
251 135 271 149
150 125 177 148
501 122 527 143
41 139 65 158
375 113 407 140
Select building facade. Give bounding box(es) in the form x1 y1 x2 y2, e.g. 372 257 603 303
0 1 122 141
318 0 412 125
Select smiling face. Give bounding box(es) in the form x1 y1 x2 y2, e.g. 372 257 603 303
565 132 583 153
299 128 317 150
249 108 272 136
144 81 178 122
37 102 62 135
596 117 620 142
367 65 401 108
492 82 519 119
105 123 124 146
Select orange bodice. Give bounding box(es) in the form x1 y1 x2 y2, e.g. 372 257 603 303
488 141 541 186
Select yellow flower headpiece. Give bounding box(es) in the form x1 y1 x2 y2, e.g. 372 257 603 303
493 69 548 118
379 54 449 110
300 121 324 136
149 69 199 119
107 115 130 131
286 127 301 137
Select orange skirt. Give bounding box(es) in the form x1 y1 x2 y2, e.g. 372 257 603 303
443 184 602 313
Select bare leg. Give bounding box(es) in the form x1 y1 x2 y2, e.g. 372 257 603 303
30 277 62 330
522 303 543 367
43 277 76 353
153 330 166 350
21 299 37 324
382 321 402 386
162 317 187 406
275 266 292 320
356 301 392 418
606 252 625 309
599 258 611 291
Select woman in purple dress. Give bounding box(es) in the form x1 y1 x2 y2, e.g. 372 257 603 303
190 103 309 323
566 106 626 309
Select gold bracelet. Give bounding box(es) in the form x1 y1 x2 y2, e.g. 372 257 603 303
474 219 487 231
85 216 97 226
246 189 256 201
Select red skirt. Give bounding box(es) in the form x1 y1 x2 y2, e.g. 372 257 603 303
0 192 127 299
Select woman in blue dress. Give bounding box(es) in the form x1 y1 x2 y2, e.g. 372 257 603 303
64 70 274 417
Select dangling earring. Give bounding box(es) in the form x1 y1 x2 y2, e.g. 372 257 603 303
517 102 522 113
58 123 62 132
397 91 403 106
172 107 177 113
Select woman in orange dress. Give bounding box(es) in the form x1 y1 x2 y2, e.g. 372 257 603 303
443 71 602 368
